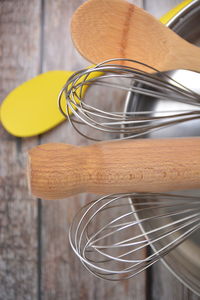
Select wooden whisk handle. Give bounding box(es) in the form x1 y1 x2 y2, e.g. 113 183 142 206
27 138 200 200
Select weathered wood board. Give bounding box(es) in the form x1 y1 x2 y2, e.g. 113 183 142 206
0 0 199 299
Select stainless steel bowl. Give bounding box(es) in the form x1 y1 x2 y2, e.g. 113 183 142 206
125 0 200 296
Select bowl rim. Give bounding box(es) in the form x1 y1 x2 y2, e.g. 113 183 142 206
125 0 200 296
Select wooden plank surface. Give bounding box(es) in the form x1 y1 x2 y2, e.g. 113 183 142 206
0 0 200 299
0 1 41 299
40 1 146 299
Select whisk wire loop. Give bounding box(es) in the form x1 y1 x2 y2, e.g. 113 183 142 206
58 58 200 141
63 59 200 280
69 192 200 280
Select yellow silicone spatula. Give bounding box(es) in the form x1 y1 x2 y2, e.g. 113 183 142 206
0 70 81 137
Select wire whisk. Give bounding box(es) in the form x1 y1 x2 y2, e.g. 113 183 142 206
69 192 200 281
58 58 200 141
59 59 200 280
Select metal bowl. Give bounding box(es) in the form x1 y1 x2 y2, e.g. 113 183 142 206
125 0 200 296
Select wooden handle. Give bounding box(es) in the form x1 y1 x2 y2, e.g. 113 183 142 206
27 138 200 200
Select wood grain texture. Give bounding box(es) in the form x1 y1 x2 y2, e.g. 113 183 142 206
0 0 41 299
28 138 200 199
1 0 199 299
71 0 200 72
40 0 146 299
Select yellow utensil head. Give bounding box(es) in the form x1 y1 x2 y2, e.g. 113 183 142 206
1 71 75 137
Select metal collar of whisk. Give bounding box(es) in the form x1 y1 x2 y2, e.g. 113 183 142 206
58 58 200 141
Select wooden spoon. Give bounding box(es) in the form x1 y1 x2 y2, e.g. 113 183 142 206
71 0 200 72
27 137 200 200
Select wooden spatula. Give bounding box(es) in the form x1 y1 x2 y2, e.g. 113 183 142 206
71 0 200 72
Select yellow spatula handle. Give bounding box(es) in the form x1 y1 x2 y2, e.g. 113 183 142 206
28 137 200 200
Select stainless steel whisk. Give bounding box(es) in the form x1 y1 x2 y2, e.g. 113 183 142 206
58 59 200 280
69 192 200 281
58 58 200 141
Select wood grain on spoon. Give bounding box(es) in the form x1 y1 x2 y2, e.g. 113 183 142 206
28 137 200 200
71 0 200 72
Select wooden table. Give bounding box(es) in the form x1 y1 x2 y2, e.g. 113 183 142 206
0 0 199 299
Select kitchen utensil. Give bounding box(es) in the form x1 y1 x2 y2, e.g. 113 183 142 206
27 137 200 200
69 192 200 280
58 58 200 141
71 0 200 72
159 0 195 24
125 0 200 295
0 70 87 137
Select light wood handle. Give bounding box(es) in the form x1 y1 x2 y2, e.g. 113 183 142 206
27 138 200 200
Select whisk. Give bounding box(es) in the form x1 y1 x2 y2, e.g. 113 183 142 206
69 192 200 281
28 58 200 280
56 59 200 280
58 58 200 141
